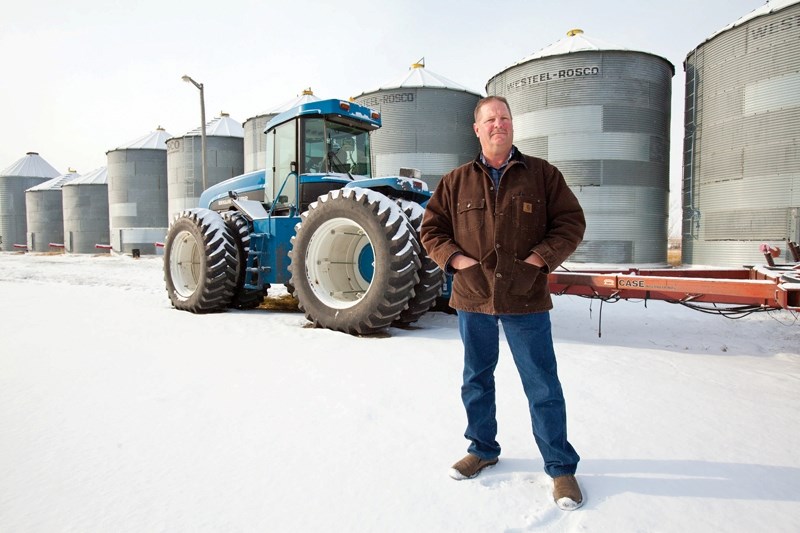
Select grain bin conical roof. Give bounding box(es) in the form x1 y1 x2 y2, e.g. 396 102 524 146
506 29 673 73
1 152 60 178
245 90 322 122
267 89 321 115
111 127 173 151
65 166 108 186
26 171 79 192
359 60 480 95
186 113 244 137
697 0 800 48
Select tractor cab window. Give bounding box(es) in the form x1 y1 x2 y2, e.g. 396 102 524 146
299 117 372 177
266 119 298 210
300 118 327 173
324 121 372 177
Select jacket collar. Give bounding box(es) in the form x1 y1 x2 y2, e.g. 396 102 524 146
474 145 526 170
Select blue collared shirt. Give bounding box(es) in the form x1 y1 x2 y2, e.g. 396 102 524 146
480 147 515 188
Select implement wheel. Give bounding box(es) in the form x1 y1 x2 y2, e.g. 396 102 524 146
164 208 237 313
288 187 420 335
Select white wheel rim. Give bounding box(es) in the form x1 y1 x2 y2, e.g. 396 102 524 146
305 217 374 309
170 229 201 298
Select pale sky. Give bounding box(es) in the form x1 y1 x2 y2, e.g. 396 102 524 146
0 0 765 226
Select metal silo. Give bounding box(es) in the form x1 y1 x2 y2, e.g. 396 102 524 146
166 113 244 218
106 127 172 255
486 30 675 265
682 0 800 266
26 171 78 252
244 89 321 173
0 152 59 251
62 166 109 253
354 61 481 189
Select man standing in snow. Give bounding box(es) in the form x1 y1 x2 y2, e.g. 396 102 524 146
420 96 586 510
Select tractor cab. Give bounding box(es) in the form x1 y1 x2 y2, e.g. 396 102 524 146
295 114 372 176
265 100 377 215
200 99 429 215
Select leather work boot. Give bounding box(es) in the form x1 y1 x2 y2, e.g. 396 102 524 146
448 453 499 480
553 474 584 510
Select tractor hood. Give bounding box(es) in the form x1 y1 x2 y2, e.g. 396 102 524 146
199 169 266 209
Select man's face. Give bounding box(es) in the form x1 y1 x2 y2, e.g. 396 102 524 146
473 100 513 156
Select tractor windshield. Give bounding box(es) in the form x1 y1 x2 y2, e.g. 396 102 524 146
300 117 372 177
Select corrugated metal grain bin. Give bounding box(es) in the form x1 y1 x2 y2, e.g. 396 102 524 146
682 0 800 266
106 128 172 255
486 30 675 265
25 171 78 251
62 166 109 253
0 152 59 251
167 113 244 218
244 89 320 173
354 61 481 189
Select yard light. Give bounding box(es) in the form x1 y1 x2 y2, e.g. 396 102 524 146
181 74 208 193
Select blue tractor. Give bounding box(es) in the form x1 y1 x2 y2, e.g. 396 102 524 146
163 99 445 335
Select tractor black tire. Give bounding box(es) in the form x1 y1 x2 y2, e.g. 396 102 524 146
396 198 425 231
164 208 237 313
222 210 268 309
393 200 445 326
288 187 421 335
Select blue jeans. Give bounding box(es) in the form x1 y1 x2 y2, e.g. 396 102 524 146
457 310 579 478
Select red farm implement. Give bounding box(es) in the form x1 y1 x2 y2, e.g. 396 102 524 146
549 240 800 316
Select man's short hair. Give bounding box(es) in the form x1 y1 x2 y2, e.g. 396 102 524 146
474 96 512 122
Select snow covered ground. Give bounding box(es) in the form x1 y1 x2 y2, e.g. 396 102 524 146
1 252 798 532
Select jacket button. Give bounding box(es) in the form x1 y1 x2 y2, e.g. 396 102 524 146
495 243 500 249
496 273 502 278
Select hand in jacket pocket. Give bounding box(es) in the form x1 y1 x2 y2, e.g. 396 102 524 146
508 259 541 296
453 262 490 298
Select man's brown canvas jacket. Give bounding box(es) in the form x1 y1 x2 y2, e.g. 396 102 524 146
420 149 585 314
